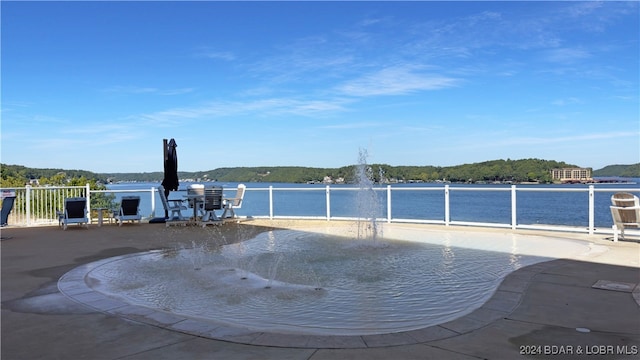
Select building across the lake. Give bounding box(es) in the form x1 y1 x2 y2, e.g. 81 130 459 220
550 168 593 183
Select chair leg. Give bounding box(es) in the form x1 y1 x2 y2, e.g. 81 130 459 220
612 225 619 242
170 210 181 221
222 207 235 219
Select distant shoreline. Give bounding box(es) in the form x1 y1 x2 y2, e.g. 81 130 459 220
3 161 638 188
106 177 638 186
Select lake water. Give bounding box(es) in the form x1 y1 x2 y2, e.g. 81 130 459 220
106 180 639 229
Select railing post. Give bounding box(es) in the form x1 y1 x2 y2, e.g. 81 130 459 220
25 185 32 226
86 183 91 223
588 185 595 235
387 185 392 223
325 185 331 221
444 185 450 226
269 186 274 220
511 185 517 230
150 187 156 218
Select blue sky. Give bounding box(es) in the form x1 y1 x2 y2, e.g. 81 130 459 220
2 1 638 173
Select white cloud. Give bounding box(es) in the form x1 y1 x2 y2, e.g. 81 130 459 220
543 48 591 63
193 45 236 61
551 97 583 106
103 85 157 94
566 1 604 17
200 51 236 61
492 131 639 147
159 88 195 96
318 122 384 130
136 97 350 125
247 49 355 84
337 66 459 97
102 86 194 95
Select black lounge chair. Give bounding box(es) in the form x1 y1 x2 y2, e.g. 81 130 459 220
1 193 16 227
58 197 89 230
113 196 142 226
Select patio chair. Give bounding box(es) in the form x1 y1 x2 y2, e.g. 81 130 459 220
113 196 142 226
610 192 640 242
221 184 246 219
186 184 205 220
158 185 187 223
59 197 89 230
201 186 223 225
1 191 16 227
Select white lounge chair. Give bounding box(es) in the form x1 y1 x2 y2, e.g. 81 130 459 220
610 192 640 242
113 196 142 226
158 185 187 224
222 184 246 219
58 197 89 230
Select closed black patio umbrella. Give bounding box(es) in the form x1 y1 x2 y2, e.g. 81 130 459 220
161 138 179 218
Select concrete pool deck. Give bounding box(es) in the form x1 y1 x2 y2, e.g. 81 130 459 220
2 220 639 359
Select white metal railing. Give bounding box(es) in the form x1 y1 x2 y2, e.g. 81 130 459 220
0 185 156 227
1 185 89 226
246 184 639 236
1 184 638 238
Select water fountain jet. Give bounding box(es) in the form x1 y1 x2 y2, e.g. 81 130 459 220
355 148 382 243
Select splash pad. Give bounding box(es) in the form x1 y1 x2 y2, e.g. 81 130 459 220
59 222 599 346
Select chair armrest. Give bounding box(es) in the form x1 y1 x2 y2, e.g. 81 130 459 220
610 205 640 210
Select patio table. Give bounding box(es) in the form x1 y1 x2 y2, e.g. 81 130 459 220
184 194 204 222
94 208 110 227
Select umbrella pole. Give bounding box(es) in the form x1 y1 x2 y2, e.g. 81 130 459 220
163 139 169 219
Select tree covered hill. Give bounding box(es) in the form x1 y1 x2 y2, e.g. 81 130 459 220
2 160 639 187
91 159 588 184
592 163 640 178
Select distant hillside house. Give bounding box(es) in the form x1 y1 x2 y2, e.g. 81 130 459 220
550 168 592 183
